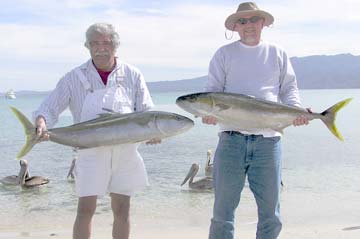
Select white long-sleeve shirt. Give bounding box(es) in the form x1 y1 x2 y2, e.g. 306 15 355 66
205 40 302 137
33 59 154 128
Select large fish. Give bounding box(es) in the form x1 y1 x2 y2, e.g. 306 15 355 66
176 92 352 140
11 107 194 159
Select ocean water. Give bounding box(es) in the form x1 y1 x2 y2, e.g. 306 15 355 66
0 89 359 236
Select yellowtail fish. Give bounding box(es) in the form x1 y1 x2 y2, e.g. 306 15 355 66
176 92 352 140
11 107 194 159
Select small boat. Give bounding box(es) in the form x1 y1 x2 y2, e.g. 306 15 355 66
5 89 16 99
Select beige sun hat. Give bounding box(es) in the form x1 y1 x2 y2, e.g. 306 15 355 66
225 2 274 30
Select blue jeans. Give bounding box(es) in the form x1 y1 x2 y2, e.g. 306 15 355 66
209 131 282 239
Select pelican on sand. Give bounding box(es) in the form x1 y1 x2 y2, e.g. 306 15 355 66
0 159 49 188
181 163 213 190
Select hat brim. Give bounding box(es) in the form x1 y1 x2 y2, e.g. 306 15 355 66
225 10 274 30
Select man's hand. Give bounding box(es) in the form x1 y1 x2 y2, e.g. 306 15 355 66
202 116 217 125
293 108 312 126
145 138 162 145
35 116 49 141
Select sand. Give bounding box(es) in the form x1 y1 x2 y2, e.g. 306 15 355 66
1 221 359 239
1 189 359 239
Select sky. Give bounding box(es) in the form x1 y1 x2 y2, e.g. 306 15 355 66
1 0 359 92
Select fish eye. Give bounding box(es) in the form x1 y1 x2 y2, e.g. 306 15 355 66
188 95 198 102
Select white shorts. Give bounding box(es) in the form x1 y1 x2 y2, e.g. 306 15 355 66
74 143 148 197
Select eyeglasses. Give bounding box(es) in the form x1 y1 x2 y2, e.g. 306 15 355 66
238 16 263 25
89 41 113 48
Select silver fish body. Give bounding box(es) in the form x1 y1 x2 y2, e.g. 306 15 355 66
11 108 194 159
49 111 194 148
176 92 352 140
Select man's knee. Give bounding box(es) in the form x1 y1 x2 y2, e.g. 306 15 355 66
77 196 97 218
111 194 130 219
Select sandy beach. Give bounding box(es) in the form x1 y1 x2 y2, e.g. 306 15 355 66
1 223 360 239
1 218 359 239
1 188 359 239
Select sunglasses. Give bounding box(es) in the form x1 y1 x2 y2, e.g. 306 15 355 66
238 16 263 25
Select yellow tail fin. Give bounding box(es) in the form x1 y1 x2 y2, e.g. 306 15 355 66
320 98 352 141
10 107 39 159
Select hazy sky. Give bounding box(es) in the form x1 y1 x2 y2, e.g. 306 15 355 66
1 0 359 92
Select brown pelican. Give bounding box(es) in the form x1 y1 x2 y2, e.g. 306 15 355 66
19 160 49 188
0 160 30 185
67 158 76 180
181 163 213 190
0 159 49 188
67 148 78 181
205 149 213 177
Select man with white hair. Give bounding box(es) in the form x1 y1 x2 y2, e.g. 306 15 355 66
33 23 158 239
202 2 309 239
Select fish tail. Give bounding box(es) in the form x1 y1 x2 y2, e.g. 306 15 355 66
10 107 39 159
320 98 352 141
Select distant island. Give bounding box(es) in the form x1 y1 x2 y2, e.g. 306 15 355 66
2 53 359 96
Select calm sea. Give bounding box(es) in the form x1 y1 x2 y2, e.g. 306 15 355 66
0 89 359 236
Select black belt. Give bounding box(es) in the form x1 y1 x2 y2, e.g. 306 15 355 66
223 131 243 135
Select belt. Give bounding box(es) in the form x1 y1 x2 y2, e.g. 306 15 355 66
223 131 243 135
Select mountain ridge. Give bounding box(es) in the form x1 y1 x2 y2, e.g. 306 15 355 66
147 53 360 92
2 53 359 95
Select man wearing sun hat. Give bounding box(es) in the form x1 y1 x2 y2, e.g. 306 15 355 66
202 2 309 239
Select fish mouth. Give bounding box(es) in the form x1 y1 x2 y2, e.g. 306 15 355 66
176 115 195 132
176 93 202 116
176 92 214 117
154 113 194 136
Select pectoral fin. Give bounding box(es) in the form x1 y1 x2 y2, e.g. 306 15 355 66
215 103 231 111
97 113 113 118
102 108 116 113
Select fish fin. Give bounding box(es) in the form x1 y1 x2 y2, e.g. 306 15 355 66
215 103 231 111
10 107 39 159
73 112 137 128
97 108 116 118
320 98 352 141
97 113 113 118
101 108 116 113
